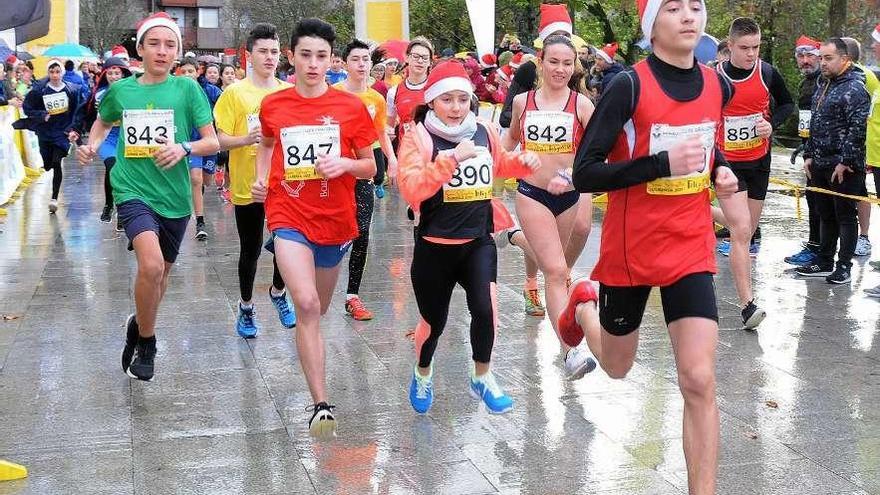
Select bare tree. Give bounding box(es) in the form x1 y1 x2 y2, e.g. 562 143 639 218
79 0 145 55
828 0 846 36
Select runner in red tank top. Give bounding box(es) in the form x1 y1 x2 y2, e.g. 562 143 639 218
711 17 793 330
502 35 597 380
386 38 432 151
556 1 739 493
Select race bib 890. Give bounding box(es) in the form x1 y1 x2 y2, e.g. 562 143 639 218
523 110 574 154
646 121 716 196
123 109 174 158
280 125 340 181
443 147 493 202
723 113 763 151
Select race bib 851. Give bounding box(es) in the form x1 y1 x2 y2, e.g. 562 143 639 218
123 109 174 158
723 113 763 151
523 110 574 154
280 125 340 181
443 147 493 202
646 121 716 196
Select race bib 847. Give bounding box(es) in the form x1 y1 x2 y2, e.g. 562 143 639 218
280 125 340 181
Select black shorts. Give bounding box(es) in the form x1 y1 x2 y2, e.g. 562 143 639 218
117 199 190 263
729 153 771 201
599 272 718 336
38 140 68 170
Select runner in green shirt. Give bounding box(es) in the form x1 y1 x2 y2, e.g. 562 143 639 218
76 12 218 381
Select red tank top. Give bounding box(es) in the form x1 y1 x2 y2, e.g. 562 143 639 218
594 60 722 287
716 61 770 162
394 81 426 139
519 89 583 154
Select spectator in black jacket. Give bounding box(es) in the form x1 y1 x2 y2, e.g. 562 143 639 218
593 43 625 95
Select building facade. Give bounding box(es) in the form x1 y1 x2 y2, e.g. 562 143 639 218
153 0 227 52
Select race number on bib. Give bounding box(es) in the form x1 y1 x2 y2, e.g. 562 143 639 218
523 111 574 154
723 113 763 151
42 92 69 116
797 110 811 138
123 109 174 158
443 147 493 202
280 125 340 181
646 121 715 196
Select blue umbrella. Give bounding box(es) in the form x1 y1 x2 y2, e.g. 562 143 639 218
43 42 97 58
0 39 12 62
637 33 719 65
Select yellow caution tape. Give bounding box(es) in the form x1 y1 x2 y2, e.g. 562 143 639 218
0 459 27 481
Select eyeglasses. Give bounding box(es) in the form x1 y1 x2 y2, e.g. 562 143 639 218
409 53 430 62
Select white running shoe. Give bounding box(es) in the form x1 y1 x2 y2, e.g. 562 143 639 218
563 346 597 381
48 199 58 214
855 236 872 257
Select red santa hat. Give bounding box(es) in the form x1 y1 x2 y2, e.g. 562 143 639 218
509 52 524 69
481 53 497 68
638 0 707 43
596 43 618 64
795 35 821 55
538 4 573 41
423 61 474 103
111 45 130 61
136 13 182 54
873 23 880 44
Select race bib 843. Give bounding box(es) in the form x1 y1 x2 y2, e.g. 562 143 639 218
123 109 174 158
280 125 340 181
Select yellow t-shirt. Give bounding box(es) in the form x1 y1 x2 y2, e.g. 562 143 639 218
332 82 386 150
859 64 880 167
213 78 292 205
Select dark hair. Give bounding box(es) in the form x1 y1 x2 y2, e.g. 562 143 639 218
179 56 198 69
824 37 849 57
342 39 371 61
841 37 861 62
64 60 74 71
543 35 577 56
717 39 729 54
246 22 279 52
290 18 336 52
406 36 434 58
412 95 479 126
729 17 760 40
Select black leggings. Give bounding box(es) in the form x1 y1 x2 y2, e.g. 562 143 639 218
806 177 820 246
103 157 115 208
411 236 497 368
347 180 374 295
234 203 284 302
39 141 67 200
373 147 386 186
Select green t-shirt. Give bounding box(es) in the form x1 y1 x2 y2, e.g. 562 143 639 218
99 74 213 218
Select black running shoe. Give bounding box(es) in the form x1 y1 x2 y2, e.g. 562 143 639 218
195 221 208 241
121 314 138 373
741 300 766 330
307 402 337 437
100 205 113 223
826 264 852 284
127 337 156 381
795 263 834 277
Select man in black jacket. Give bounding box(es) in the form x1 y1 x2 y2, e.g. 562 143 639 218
796 38 870 284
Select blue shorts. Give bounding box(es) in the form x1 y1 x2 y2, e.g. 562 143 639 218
98 127 119 161
517 180 580 217
189 154 217 174
117 199 190 263
265 228 351 268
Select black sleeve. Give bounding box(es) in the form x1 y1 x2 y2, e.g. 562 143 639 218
572 71 671 193
767 65 795 129
717 72 734 107
499 62 536 128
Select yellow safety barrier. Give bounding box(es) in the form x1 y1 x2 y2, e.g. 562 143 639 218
0 459 27 481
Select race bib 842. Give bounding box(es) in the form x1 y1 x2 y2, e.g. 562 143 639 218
523 110 574 154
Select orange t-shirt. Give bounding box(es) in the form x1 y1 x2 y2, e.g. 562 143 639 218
260 86 377 244
332 82 386 145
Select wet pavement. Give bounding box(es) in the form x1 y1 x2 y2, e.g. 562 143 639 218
0 152 879 494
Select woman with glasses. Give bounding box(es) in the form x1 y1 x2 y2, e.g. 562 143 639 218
386 37 434 153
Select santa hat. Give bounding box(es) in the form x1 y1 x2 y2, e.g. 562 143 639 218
873 23 880 44
481 53 497 68
510 52 524 69
46 59 62 71
111 45 130 61
538 4 573 41
596 43 618 64
423 61 474 103
795 35 821 55
136 13 182 53
638 0 707 43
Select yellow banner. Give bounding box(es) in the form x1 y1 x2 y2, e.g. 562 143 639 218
444 186 492 203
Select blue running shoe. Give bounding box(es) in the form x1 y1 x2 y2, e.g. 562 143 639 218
717 239 731 256
749 242 759 258
375 184 386 199
235 304 260 339
784 247 817 266
469 371 514 414
269 289 296 328
409 366 433 414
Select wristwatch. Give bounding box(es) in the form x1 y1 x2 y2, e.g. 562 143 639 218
181 141 192 156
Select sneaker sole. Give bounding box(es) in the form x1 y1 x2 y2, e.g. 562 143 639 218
742 308 766 330
125 368 154 382
826 277 852 284
236 327 259 339
468 386 513 414
565 357 597 381
796 272 833 278
196 233 208 240
864 291 880 298
309 417 338 437
121 314 137 373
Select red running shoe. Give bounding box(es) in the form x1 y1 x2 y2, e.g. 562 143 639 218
557 280 598 347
